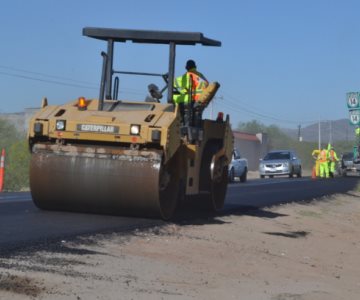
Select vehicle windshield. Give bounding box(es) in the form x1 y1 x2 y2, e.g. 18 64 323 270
263 152 290 160
342 152 353 160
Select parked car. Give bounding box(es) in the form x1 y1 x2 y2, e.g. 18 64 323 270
338 151 354 176
259 150 302 178
228 149 248 183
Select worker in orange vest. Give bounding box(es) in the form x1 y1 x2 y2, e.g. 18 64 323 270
328 146 339 178
173 60 209 126
174 60 209 102
311 149 321 177
319 147 329 178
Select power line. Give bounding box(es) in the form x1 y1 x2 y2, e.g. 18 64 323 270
0 68 146 96
0 65 97 86
0 64 340 127
0 71 98 90
221 91 318 125
222 91 318 124
220 99 301 125
0 64 163 95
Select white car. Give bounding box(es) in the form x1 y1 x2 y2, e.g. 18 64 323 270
259 150 302 178
228 149 248 183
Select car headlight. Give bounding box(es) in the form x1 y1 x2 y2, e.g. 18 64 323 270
283 162 289 167
259 163 264 169
56 120 66 131
130 124 141 135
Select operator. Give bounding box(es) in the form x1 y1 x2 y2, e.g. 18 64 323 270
311 149 321 177
319 146 329 178
328 146 339 178
173 59 209 103
173 60 209 125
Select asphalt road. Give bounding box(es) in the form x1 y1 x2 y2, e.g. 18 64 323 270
0 176 359 252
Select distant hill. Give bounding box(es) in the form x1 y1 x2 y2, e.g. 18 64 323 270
281 119 355 142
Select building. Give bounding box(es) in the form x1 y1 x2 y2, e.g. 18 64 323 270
233 131 269 170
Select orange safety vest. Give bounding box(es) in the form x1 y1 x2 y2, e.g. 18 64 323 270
187 71 206 101
319 149 328 163
329 150 338 162
173 69 208 104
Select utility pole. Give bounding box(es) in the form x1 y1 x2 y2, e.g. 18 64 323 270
318 119 321 150
346 124 348 142
329 120 332 144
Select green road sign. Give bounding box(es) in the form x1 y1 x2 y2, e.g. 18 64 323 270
347 92 360 109
349 109 360 125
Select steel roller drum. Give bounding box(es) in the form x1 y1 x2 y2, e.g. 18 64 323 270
30 144 179 219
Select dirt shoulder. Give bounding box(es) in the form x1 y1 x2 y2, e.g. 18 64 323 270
1 191 360 300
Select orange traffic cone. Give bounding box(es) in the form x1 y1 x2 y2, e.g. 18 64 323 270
311 166 316 180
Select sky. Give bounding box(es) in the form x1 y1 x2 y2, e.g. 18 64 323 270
0 0 359 129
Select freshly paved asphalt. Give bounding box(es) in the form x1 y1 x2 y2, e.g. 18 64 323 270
0 176 359 252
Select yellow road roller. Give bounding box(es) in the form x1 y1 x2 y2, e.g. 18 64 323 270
28 27 233 219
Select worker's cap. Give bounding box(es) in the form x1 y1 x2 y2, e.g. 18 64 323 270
186 59 196 70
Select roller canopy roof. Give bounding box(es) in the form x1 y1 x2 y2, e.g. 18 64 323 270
83 27 221 46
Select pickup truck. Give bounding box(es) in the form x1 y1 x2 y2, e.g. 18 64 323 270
228 149 248 183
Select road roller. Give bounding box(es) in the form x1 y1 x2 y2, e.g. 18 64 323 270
28 27 233 219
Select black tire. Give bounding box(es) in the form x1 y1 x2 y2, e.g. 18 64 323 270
198 142 228 212
229 168 235 183
240 168 247 183
338 168 343 176
260 175 265 179
289 168 294 178
297 167 302 178
269 175 274 178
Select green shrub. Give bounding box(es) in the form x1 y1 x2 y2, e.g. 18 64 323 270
0 118 30 191
4 140 30 191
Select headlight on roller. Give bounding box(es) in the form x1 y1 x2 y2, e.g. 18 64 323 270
56 120 66 131
130 124 140 135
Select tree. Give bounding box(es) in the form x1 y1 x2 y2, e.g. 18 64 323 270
237 120 266 134
236 120 313 169
236 120 292 149
0 119 21 150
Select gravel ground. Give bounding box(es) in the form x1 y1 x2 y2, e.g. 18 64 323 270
0 189 360 300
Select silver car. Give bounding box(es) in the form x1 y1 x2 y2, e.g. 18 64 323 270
259 150 302 178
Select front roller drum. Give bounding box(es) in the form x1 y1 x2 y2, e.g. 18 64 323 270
30 146 180 219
